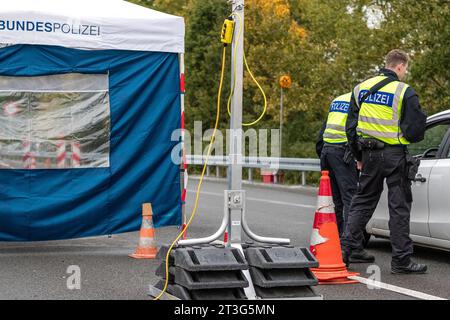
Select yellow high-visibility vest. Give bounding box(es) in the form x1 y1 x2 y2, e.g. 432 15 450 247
355 76 410 145
323 92 352 144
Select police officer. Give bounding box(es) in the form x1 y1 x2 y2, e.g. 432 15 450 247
316 92 358 237
342 49 428 274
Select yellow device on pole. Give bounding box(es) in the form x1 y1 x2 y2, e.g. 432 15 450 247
221 18 235 45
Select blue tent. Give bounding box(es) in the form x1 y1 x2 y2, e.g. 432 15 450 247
0 0 185 241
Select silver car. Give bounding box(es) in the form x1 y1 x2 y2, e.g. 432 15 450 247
366 110 450 251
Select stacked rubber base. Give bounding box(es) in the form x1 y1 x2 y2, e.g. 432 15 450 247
243 243 321 299
150 243 321 300
152 244 249 300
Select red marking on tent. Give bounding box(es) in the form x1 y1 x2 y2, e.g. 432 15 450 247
23 152 32 162
72 142 81 167
56 141 66 168
181 111 185 130
57 153 66 163
180 74 185 93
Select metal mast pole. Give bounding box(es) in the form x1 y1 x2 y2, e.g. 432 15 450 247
227 0 289 246
179 0 289 246
227 0 245 245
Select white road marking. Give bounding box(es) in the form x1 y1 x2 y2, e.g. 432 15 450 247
349 276 447 301
186 189 316 209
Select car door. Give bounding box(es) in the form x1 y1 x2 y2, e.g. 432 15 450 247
408 122 450 237
370 160 434 237
370 122 450 237
428 128 450 241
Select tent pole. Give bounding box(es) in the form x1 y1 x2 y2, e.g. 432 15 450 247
179 53 187 238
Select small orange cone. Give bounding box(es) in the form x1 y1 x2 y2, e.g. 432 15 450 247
309 171 359 284
130 203 158 259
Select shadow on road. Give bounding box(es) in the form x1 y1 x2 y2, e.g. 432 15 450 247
367 237 450 264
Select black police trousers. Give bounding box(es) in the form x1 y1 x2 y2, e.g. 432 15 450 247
341 147 414 266
320 146 358 236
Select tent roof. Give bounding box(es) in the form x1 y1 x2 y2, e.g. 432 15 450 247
0 0 185 53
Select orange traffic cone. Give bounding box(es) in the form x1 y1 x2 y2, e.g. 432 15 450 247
130 203 158 259
309 171 359 284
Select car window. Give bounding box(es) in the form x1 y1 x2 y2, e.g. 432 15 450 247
409 124 450 159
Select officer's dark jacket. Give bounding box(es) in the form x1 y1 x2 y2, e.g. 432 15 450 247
346 68 427 161
316 121 327 158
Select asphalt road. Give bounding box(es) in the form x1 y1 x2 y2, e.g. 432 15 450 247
0 179 448 300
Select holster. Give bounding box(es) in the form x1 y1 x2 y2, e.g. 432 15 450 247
405 153 421 181
343 145 354 165
402 159 413 203
357 138 385 151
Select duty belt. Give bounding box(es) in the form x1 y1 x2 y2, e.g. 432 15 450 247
323 143 346 149
358 138 385 150
358 138 406 151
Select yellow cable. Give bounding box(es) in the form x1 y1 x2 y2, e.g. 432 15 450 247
227 13 267 127
154 46 227 300
242 54 268 126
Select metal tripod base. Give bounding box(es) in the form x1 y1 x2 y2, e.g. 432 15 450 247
178 190 290 247
176 189 291 300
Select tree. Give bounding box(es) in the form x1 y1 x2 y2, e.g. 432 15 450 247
377 0 450 114
127 0 187 15
127 0 450 158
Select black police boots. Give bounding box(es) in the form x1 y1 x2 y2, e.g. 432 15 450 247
349 249 376 263
391 261 428 274
342 249 375 267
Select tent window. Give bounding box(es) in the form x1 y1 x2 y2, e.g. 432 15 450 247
0 73 110 169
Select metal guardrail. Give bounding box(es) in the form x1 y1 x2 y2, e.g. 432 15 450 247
186 155 320 185
1 151 320 185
